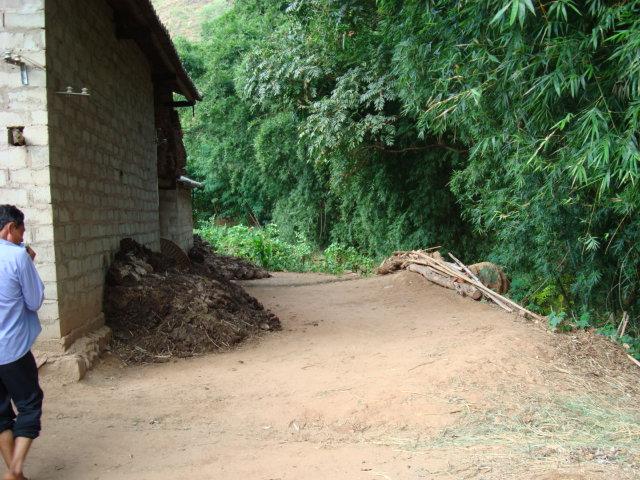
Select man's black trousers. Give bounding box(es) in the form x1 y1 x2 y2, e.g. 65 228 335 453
0 351 43 439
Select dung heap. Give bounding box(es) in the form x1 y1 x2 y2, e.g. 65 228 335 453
189 235 270 280
105 238 280 364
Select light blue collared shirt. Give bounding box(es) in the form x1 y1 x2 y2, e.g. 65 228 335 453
0 239 44 365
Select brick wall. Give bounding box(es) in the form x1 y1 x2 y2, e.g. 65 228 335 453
45 0 160 346
159 185 194 252
0 0 61 347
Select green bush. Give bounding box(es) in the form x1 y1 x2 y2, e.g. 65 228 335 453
197 222 375 275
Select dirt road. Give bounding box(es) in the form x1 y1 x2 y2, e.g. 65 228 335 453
30 272 639 479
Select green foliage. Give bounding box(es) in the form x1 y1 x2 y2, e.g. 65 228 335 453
382 0 640 333
198 223 312 272
575 311 592 330
322 243 375 275
548 311 570 333
508 278 568 314
547 309 591 333
179 0 477 260
545 309 639 359
179 0 640 342
595 318 640 359
197 222 375 275
178 3 287 224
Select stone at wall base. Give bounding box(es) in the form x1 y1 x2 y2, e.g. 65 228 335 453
37 326 111 382
39 354 87 383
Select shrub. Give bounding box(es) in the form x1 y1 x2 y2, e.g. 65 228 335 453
197 222 376 275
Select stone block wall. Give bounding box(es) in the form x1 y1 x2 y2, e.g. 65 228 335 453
159 185 194 252
158 188 178 244
175 186 194 250
0 0 61 347
45 0 160 347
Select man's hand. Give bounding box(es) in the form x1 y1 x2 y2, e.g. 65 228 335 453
25 246 36 260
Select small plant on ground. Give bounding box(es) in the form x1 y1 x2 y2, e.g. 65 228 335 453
548 311 571 333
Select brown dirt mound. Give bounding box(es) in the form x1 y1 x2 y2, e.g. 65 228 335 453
105 238 280 364
188 235 271 280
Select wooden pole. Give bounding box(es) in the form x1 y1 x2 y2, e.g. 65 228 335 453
407 263 482 300
447 253 512 312
421 255 546 320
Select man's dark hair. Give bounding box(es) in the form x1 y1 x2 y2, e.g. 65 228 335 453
0 205 24 230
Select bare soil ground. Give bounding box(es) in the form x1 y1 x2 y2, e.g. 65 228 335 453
31 271 639 479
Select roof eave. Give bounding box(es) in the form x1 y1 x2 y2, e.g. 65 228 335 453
107 0 201 103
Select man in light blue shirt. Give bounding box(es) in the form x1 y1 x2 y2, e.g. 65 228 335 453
0 205 44 480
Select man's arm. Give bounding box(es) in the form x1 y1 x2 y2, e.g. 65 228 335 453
17 251 45 312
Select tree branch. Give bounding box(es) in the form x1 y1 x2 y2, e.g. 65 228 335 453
369 142 468 155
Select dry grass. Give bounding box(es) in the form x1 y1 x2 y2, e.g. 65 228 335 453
367 335 640 478
364 393 640 479
436 394 640 452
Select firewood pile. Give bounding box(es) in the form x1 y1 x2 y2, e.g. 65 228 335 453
377 249 544 321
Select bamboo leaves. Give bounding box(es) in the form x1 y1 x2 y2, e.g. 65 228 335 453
490 0 536 27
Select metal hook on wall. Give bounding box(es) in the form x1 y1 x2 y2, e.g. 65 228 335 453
3 51 46 86
3 51 28 85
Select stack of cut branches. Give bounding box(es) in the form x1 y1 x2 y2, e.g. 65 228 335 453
378 249 544 321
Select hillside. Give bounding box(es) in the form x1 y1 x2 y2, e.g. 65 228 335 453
151 0 231 39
